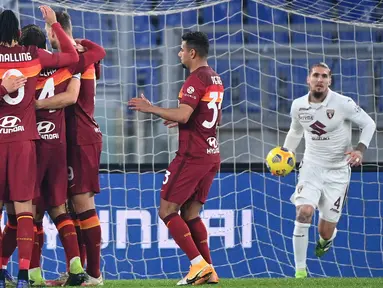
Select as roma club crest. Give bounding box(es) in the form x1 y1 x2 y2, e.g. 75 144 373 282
326 109 335 119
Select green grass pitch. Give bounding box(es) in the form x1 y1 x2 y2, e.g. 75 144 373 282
88 278 383 288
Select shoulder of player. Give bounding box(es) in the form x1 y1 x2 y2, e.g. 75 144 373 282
331 92 355 109
291 94 309 110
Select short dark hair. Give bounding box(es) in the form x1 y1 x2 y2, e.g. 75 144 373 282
55 11 72 32
20 24 46 49
0 10 20 45
309 62 332 77
181 31 209 58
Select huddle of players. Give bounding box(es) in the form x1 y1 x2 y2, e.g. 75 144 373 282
0 5 105 288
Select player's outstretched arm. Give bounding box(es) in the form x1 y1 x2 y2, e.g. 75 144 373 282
128 94 193 123
35 75 81 110
74 39 106 74
37 5 79 68
343 98 376 166
283 100 304 152
0 75 27 98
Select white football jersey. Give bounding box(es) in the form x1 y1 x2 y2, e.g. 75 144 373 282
284 89 376 168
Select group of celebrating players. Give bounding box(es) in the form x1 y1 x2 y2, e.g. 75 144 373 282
0 5 105 288
0 2 377 288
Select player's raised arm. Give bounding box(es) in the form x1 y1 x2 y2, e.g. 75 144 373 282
283 100 304 152
343 97 376 166
37 6 79 68
73 39 106 74
35 74 81 110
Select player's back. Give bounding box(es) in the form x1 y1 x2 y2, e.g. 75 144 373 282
178 66 224 164
66 63 102 145
35 67 76 144
0 45 41 142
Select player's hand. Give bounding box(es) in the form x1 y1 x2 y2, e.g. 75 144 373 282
40 5 57 26
1 75 27 93
75 43 86 53
35 100 42 110
140 93 152 106
128 94 152 113
74 39 86 52
345 150 363 167
163 120 178 128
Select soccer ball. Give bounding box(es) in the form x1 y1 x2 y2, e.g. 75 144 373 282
265 146 296 176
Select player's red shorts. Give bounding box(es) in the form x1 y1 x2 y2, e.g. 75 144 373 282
160 156 220 205
34 141 68 210
67 143 102 196
0 141 37 202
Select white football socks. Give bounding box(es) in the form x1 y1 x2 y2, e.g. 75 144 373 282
293 220 311 270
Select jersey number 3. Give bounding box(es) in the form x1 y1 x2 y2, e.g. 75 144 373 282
38 78 56 113
202 91 223 129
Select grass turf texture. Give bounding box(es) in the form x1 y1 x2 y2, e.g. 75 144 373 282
84 278 383 288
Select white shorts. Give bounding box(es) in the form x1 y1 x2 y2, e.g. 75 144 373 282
290 161 351 223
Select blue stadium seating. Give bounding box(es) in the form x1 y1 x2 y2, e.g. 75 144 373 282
17 0 378 115
245 61 261 112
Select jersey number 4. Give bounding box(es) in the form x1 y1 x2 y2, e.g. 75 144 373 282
202 91 223 129
38 78 56 113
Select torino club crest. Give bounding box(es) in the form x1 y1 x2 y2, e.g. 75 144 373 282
326 109 335 119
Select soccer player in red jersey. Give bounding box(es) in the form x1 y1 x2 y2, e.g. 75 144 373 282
12 23 103 286
129 31 223 285
0 6 79 288
45 11 106 286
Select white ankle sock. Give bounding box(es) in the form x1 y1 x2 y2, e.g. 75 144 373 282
190 255 203 265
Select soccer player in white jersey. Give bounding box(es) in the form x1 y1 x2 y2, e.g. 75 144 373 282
283 62 376 278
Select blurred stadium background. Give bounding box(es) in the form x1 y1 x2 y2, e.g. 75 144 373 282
1 0 383 282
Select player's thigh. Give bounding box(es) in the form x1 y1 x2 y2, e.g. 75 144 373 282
44 144 68 208
0 143 8 201
8 141 37 202
68 143 102 197
319 167 351 223
291 162 322 208
160 158 211 206
193 163 220 204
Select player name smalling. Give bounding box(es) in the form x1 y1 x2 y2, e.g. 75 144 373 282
0 52 32 63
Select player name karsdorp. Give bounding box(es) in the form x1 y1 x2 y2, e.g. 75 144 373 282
0 52 32 62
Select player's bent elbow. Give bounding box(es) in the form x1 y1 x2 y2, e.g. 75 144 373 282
68 95 79 105
371 121 377 131
178 116 190 124
100 49 106 59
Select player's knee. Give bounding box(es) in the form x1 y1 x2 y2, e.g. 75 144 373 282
49 204 66 220
158 206 178 221
180 210 199 222
71 193 95 214
34 212 44 222
296 205 314 224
